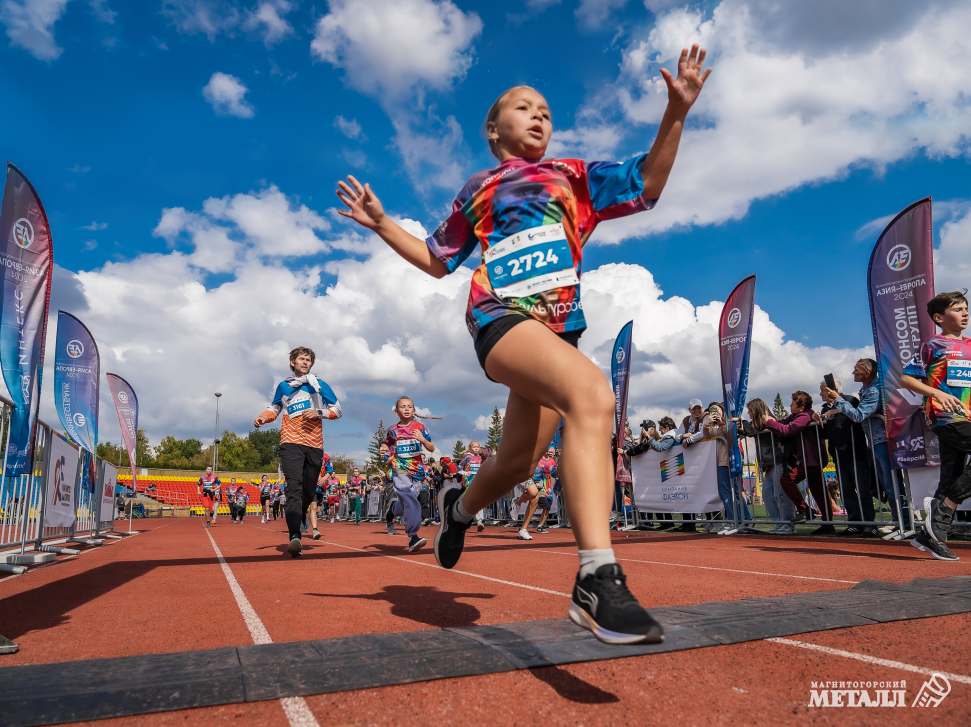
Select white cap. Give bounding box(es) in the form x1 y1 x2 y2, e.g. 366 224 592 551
689 398 703 409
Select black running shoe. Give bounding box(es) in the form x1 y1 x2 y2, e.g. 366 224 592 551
408 534 426 552
434 485 471 569
790 505 809 524
911 531 958 561
287 537 302 558
924 497 953 544
569 563 664 645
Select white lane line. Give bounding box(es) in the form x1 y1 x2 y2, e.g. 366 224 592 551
322 540 571 598
768 638 971 685
532 548 859 584
205 529 320 727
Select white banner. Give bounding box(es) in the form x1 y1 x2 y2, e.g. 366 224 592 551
100 462 119 523
45 435 80 528
631 440 722 513
907 466 970 511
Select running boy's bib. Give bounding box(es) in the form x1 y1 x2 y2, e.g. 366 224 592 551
467 462 480 477
946 359 971 387
484 223 579 300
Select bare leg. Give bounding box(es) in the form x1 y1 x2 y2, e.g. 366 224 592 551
537 508 550 529
461 321 615 552
309 502 318 531
520 489 540 530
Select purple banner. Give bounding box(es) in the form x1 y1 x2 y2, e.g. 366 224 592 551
106 373 139 484
867 198 937 469
0 163 53 476
719 275 756 477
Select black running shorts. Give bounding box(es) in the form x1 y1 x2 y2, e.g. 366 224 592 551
474 314 583 382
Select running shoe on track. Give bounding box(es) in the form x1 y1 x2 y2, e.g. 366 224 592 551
288 537 302 558
911 531 958 561
387 522 397 535
312 528 321 540
569 563 664 645
408 534 426 552
434 485 470 569
517 528 532 540
477 522 484 532
924 497 952 544
536 526 549 534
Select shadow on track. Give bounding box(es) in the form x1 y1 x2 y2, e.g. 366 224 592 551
529 665 620 704
306 585 494 628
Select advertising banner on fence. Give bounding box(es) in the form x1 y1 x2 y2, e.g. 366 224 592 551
106 373 138 484
54 311 99 491
719 275 756 476
630 440 721 513
867 198 937 469
100 462 118 523
44 434 79 528
612 321 633 484
0 163 53 476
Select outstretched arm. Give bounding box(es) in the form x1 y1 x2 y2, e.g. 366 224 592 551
337 176 449 278
640 44 713 200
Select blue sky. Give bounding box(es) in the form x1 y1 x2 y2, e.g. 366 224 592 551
2 0 971 461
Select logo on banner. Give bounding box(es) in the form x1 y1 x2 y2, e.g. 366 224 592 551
66 339 84 358
118 391 129 404
659 453 685 482
727 308 742 328
73 412 86 428
19 374 30 403
886 244 911 271
50 455 67 505
615 347 625 364
13 218 34 249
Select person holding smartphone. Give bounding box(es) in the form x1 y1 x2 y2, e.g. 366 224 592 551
704 402 751 534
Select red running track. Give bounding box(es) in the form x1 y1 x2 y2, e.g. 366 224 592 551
1 516 969 725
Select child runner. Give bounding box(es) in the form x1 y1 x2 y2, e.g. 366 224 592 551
325 473 341 523
271 481 283 521
254 347 342 558
347 467 365 525
459 441 484 531
902 291 971 561
532 446 557 534
197 466 220 528
235 485 250 524
310 455 334 539
259 475 273 524
224 479 238 523
336 45 711 643
384 396 434 551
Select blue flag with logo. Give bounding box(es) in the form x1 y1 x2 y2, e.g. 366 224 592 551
719 275 756 477
0 164 53 476
106 373 139 486
54 311 99 491
611 321 633 483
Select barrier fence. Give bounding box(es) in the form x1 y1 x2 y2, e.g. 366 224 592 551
625 420 935 536
0 396 129 575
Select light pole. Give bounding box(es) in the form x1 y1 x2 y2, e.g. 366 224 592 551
213 393 222 472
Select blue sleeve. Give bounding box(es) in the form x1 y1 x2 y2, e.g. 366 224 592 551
586 154 648 212
833 388 879 424
325 459 334 474
315 380 339 407
270 382 287 407
215 477 221 486
422 425 432 442
648 438 675 452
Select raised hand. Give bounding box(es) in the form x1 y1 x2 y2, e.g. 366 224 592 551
336 175 386 230
659 44 712 112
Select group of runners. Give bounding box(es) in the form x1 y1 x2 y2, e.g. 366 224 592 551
196 468 261 526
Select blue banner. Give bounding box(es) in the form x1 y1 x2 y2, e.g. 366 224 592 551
54 311 100 491
719 275 756 477
0 164 53 476
612 321 633 484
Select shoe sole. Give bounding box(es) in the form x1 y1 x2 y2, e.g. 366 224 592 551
287 539 302 558
433 485 463 569
924 497 944 544
477 524 484 532
408 537 427 553
568 602 664 645
312 531 321 540
517 533 532 540
911 537 959 561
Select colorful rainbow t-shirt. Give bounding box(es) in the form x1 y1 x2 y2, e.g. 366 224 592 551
425 155 653 339
385 421 431 480
533 457 557 497
459 453 482 481
903 334 971 427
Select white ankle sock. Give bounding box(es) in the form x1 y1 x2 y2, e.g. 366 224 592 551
578 548 616 579
453 494 475 524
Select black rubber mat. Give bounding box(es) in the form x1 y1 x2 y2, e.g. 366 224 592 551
2 575 969 726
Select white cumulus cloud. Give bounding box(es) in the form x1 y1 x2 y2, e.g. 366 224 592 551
0 0 70 60
202 71 255 118
243 0 293 47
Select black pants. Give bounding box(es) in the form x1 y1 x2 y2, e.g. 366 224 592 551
934 423 971 505
279 443 324 540
836 453 875 523
418 489 432 520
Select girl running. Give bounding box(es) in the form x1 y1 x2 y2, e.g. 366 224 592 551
347 467 365 525
197 466 220 528
459 441 484 531
259 476 273 524
384 396 434 551
336 44 710 643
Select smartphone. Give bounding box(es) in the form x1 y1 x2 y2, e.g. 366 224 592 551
824 373 836 391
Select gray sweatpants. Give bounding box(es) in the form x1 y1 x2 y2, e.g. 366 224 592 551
391 474 422 537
